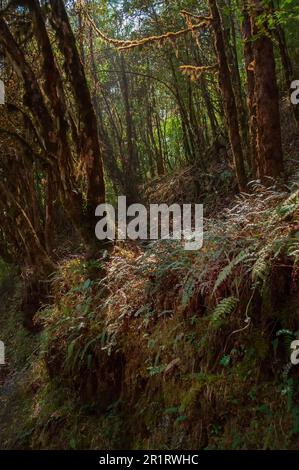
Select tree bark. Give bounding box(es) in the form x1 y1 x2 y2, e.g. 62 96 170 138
242 4 258 177
49 0 106 219
250 0 284 181
208 0 247 191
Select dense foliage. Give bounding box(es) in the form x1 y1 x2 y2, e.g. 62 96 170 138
0 0 299 451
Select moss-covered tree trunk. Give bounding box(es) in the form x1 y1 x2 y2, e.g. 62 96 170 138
242 4 257 177
49 0 106 221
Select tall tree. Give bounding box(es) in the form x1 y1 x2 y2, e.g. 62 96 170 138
49 0 106 224
249 0 284 180
208 0 247 191
242 2 258 176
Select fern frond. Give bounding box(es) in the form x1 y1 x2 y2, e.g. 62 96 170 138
210 296 239 327
181 275 196 307
252 245 272 286
213 250 249 294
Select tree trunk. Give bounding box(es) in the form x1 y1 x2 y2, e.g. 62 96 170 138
49 0 106 219
269 0 299 126
223 0 249 157
250 0 284 181
208 0 247 191
118 55 140 203
242 4 258 177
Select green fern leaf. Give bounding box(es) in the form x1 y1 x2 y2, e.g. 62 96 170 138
213 251 249 294
210 296 239 327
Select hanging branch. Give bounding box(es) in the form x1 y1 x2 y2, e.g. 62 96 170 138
181 10 210 23
178 9 217 79
180 64 218 81
180 10 211 47
84 9 211 52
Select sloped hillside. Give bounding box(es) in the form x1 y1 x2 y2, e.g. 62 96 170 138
1 184 299 449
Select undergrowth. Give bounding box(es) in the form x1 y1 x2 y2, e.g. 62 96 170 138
1 183 299 449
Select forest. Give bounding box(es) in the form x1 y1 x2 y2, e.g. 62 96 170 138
1 0 299 454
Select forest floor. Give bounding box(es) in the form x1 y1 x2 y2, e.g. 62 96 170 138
1 172 299 449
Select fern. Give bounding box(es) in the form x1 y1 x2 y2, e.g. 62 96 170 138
181 275 196 307
213 250 249 294
287 238 299 265
210 296 239 327
276 203 297 219
252 245 272 286
276 329 295 338
276 329 297 356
